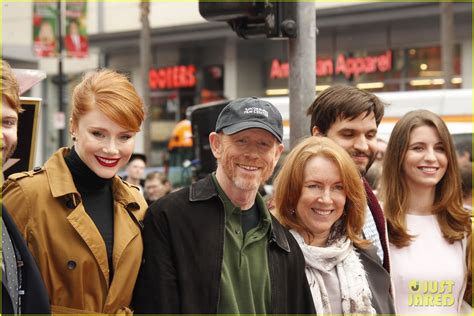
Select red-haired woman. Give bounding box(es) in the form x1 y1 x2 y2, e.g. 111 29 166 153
3 69 147 314
274 136 394 315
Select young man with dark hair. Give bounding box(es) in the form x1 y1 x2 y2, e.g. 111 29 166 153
307 84 390 272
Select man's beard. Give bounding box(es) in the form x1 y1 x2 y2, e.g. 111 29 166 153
362 153 377 176
221 159 270 192
348 149 376 176
232 175 261 192
2 142 17 167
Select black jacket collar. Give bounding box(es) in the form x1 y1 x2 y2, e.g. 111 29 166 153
189 175 290 252
269 216 290 252
189 175 218 202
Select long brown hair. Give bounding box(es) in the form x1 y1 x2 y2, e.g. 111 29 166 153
274 136 369 247
380 109 470 247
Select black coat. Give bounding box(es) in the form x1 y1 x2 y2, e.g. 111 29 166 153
2 206 50 314
357 245 396 315
133 175 315 314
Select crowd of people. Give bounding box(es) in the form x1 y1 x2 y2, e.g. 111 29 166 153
1 59 472 315
122 153 172 205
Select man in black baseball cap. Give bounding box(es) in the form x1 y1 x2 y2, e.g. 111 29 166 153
215 97 283 143
134 97 315 314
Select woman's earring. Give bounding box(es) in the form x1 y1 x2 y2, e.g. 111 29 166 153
72 135 77 142
289 209 296 215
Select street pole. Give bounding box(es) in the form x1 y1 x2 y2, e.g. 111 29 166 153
288 1 315 149
140 0 152 157
440 2 454 89
57 0 65 148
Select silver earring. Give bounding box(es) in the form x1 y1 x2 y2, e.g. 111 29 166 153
289 209 296 215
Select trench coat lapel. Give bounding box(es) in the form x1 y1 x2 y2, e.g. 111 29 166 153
67 204 110 284
112 203 140 270
111 178 141 271
46 148 110 284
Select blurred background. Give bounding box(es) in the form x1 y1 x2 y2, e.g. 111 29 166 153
2 1 472 187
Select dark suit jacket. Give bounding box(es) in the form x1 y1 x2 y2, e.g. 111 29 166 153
2 206 50 314
357 245 395 315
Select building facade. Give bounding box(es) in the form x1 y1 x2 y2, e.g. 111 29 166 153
90 2 472 165
2 2 472 166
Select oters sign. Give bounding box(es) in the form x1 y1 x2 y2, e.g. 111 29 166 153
149 65 197 90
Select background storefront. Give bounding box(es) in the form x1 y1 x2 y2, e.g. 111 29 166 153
266 45 462 94
89 1 471 166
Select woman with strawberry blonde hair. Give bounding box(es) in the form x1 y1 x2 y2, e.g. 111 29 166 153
3 69 147 314
274 136 394 315
381 109 471 314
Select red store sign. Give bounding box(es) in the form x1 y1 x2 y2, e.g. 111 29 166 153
270 50 392 79
149 65 197 90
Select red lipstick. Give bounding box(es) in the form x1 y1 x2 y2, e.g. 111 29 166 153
95 156 120 168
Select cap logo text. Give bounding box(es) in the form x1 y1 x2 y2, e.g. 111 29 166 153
243 107 268 117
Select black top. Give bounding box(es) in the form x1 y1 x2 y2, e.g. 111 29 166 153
241 203 260 236
64 147 115 281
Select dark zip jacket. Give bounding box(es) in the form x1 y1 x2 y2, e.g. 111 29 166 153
133 175 315 314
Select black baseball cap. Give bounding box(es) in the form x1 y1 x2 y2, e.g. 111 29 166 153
128 153 147 164
215 97 283 143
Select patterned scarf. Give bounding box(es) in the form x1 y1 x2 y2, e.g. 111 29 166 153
291 230 375 315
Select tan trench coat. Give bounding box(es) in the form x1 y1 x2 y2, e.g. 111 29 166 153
2 148 147 314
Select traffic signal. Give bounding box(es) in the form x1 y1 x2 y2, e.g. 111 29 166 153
199 1 264 21
199 1 297 39
264 1 297 38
